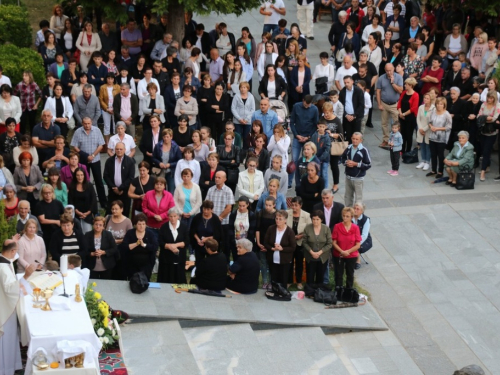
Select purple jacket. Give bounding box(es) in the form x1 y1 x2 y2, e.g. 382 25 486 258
60 163 90 186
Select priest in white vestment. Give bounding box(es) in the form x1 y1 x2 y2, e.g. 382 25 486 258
0 239 35 375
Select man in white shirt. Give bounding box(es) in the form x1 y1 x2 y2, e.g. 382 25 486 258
0 65 11 87
297 0 315 40
260 0 286 35
136 67 160 100
335 55 358 90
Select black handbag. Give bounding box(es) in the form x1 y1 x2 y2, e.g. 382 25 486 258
226 168 239 185
456 168 475 190
315 76 329 94
314 288 337 306
402 147 419 164
271 281 291 298
129 272 149 294
335 286 360 303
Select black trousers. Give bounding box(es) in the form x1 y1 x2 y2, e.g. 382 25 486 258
390 150 400 171
306 260 327 285
221 224 231 263
400 115 416 153
288 245 304 284
429 141 446 174
330 155 340 185
21 110 37 134
342 116 362 143
333 256 356 289
90 269 113 279
87 161 107 207
271 262 290 285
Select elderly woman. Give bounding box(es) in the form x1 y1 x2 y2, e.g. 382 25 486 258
427 97 452 179
0 86 22 135
332 207 361 289
237 157 265 207
477 91 500 182
263 209 297 288
13 135 38 168
76 21 102 72
228 196 256 261
13 152 44 209
302 210 332 286
232 82 256 137
34 184 65 247
60 152 89 186
174 85 198 129
0 155 14 199
190 200 222 261
85 216 117 279
353 202 372 269
420 56 444 96
68 167 97 233
444 131 475 187
128 161 156 220
416 93 435 171
402 43 425 80
107 122 136 158
139 82 166 131
174 146 201 187
3 184 19 218
17 219 46 273
217 131 241 192
142 177 175 231
158 207 189 283
300 162 324 214
152 128 182 193
397 77 420 153
123 213 159 280
286 196 312 290
49 213 87 265
226 238 260 294
256 179 287 212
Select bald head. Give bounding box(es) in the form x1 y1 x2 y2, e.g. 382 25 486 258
214 171 226 187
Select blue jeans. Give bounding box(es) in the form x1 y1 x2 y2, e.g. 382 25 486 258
292 138 305 189
235 123 250 142
258 251 270 284
165 172 175 195
263 24 279 35
419 142 430 163
320 162 330 189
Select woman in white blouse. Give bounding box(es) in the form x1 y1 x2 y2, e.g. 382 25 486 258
17 219 46 273
237 157 265 204
312 52 335 94
0 85 22 133
267 124 291 172
49 4 69 40
76 21 102 72
362 14 384 44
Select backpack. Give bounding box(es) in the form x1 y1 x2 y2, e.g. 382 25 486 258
129 272 149 294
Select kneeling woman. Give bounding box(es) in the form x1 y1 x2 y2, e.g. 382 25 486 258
226 239 260 294
444 131 474 187
332 207 361 289
158 208 190 283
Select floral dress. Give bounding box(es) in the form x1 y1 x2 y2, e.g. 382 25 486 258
402 55 425 78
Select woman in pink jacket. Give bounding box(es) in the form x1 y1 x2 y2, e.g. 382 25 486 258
141 177 175 230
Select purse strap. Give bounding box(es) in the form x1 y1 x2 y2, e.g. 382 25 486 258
335 133 345 143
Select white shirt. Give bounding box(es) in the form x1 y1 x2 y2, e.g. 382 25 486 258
335 66 358 89
447 35 462 59
108 134 136 156
267 80 276 98
273 228 286 264
363 91 372 116
137 78 160 100
261 0 285 25
114 156 123 187
0 76 12 87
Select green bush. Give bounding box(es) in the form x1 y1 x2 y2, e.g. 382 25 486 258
0 200 18 247
0 0 27 8
0 45 46 87
0 5 32 48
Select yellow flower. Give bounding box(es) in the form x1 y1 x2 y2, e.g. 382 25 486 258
94 292 102 300
92 282 97 287
103 317 109 327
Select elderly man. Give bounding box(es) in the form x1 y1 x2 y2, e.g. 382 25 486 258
335 56 358 90
70 73 96 103
206 171 235 263
251 98 279 140
70 117 107 207
401 17 422 46
341 132 371 207
339 75 365 142
136 67 161 100
99 23 118 54
151 33 172 61
376 63 403 149
457 67 474 101
107 121 136 157
328 10 348 54
103 142 135 215
32 110 61 166
113 83 139 138
15 200 43 236
121 19 142 57
1 239 35 375
226 238 260 294
442 60 462 97
209 48 224 84
118 45 134 69
73 83 101 127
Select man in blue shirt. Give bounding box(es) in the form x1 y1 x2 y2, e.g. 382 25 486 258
289 95 319 188
251 98 279 140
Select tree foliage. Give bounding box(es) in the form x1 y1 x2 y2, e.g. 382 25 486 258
428 0 500 16
0 4 32 48
0 45 46 87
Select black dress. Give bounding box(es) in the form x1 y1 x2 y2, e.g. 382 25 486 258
130 175 156 220
158 221 189 283
122 228 159 280
226 251 260 294
173 127 193 148
300 176 324 214
205 93 230 141
189 213 222 261
68 186 98 225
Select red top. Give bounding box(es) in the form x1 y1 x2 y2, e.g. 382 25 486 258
332 222 361 258
141 190 175 228
397 90 420 117
4 198 19 218
420 67 444 96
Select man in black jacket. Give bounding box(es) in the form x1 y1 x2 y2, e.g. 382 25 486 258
191 23 211 71
194 239 228 291
339 76 365 142
113 83 139 138
103 142 136 216
442 60 462 97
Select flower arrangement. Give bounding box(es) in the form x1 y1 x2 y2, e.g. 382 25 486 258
84 282 119 350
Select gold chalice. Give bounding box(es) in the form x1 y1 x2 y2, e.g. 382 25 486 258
41 289 53 311
65 358 73 368
75 353 85 368
32 288 42 308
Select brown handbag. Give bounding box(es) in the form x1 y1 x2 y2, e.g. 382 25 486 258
330 134 348 156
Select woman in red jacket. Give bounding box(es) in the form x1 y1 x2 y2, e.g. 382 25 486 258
332 207 361 289
141 177 175 232
397 77 420 153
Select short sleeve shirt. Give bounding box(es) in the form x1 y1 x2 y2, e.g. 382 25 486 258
121 28 142 55
261 0 285 25
70 126 105 162
32 123 61 141
206 185 235 225
376 73 403 104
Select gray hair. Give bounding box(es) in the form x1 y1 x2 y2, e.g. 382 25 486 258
115 121 126 129
457 131 469 139
3 183 17 193
338 10 347 18
120 82 130 89
41 109 52 116
236 239 253 253
352 132 364 139
321 189 334 197
471 93 480 99
353 201 366 211
168 207 182 216
82 116 92 124
410 16 420 22
82 84 93 91
450 86 461 94
18 199 30 208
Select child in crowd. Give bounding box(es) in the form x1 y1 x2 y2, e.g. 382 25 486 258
388 122 403 176
356 80 372 134
87 52 108 92
264 155 288 196
311 119 331 189
68 254 90 292
438 47 449 71
200 126 216 152
458 52 469 69
328 90 344 119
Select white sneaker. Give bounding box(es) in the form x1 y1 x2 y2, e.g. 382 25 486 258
189 254 196 262
416 162 425 169
423 163 430 171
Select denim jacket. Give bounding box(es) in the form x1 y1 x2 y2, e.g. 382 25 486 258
389 131 403 152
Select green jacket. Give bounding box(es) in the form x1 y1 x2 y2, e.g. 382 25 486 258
302 224 332 264
218 132 243 148
445 141 474 170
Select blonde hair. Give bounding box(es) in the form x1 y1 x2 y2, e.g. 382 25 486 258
268 178 280 188
405 77 417 88
322 101 333 112
342 207 355 217
435 96 447 110
303 141 317 155
286 40 300 59
273 124 285 137
162 128 173 137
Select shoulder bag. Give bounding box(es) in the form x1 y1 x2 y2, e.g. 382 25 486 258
336 286 360 303
455 167 475 190
330 134 348 156
314 288 337 306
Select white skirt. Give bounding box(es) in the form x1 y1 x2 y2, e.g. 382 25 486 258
0 311 22 375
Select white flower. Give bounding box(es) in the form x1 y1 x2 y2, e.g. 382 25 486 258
91 319 96 325
97 328 105 336
112 330 116 336
98 337 104 343
103 337 109 344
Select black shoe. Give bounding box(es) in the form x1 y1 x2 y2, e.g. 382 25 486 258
445 180 452 185
366 123 374 128
426 171 437 177
435 173 443 179
355 263 361 270
494 175 500 181
308 36 314 40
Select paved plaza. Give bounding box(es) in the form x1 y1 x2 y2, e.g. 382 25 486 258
98 2 500 373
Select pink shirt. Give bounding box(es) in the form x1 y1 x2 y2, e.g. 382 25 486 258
141 190 175 228
17 234 46 273
120 94 132 120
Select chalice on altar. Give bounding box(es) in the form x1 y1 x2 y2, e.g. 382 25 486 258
75 353 85 368
41 289 53 311
32 288 42 308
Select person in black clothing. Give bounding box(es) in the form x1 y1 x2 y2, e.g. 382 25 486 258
34 184 65 249
446 88 467 150
152 60 170 94
191 23 211 71
49 213 87 266
161 47 182 75
442 60 462 97
456 67 474 101
173 114 193 151
190 200 222 261
84 216 117 279
339 76 366 142
206 83 230 141
199 153 225 199
226 239 260 294
193 238 227 291
328 12 348 57
299 162 324 214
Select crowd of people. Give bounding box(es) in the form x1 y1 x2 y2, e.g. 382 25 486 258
0 0 499 301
